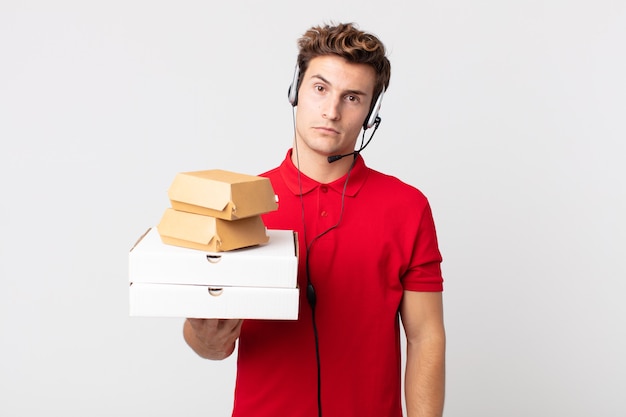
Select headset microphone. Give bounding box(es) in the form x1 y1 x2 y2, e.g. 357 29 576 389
327 153 352 163
327 116 381 163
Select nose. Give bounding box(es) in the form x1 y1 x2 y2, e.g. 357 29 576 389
322 95 341 121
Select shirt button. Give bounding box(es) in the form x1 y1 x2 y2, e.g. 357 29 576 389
320 185 328 193
320 210 328 217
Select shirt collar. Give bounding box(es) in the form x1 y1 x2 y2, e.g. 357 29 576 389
279 149 369 197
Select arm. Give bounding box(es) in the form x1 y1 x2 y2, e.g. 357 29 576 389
400 291 446 417
183 318 243 360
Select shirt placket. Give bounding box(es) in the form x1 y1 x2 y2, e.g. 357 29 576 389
314 184 338 235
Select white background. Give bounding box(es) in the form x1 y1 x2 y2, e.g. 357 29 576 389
1 1 625 416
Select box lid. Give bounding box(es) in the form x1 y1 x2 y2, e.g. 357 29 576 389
130 226 298 288
168 169 278 220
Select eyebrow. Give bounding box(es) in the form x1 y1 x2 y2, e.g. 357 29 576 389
309 74 369 98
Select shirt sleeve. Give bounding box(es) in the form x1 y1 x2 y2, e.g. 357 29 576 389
401 201 444 292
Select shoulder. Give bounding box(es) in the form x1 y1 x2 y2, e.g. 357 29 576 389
259 165 281 179
259 150 292 180
364 166 430 205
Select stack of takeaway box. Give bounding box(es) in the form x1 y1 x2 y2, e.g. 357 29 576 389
129 169 299 320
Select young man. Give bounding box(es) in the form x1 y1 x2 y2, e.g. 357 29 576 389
183 23 446 417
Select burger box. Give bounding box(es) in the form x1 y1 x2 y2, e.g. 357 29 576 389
157 208 269 252
168 169 278 220
128 227 300 320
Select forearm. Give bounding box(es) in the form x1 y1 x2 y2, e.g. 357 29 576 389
405 333 446 417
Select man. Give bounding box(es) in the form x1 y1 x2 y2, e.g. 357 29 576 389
183 22 446 417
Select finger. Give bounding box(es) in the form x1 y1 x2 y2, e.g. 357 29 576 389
187 318 219 333
231 319 244 334
219 319 243 333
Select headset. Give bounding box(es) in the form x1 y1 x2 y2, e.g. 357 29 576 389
288 60 384 417
287 64 384 130
288 54 389 416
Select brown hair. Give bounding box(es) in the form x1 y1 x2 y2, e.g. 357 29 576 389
296 22 391 106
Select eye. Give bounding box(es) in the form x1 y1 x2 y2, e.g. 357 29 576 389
346 94 360 103
315 85 325 93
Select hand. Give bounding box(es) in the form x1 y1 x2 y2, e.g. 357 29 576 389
184 318 244 360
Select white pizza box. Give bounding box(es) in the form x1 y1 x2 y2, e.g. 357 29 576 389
129 227 298 288
129 282 299 320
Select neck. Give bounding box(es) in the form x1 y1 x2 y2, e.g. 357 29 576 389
291 145 356 183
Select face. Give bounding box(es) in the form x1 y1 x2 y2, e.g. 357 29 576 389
294 55 376 161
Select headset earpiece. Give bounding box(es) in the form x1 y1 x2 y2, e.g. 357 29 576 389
288 64 300 106
364 89 385 130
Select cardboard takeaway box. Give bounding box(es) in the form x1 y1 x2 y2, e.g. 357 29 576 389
129 283 299 320
130 227 298 288
129 227 300 320
168 169 278 220
157 208 269 252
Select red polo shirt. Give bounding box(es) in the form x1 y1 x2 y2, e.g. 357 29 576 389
232 150 443 417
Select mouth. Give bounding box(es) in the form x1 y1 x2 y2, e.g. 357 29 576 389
313 126 340 135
